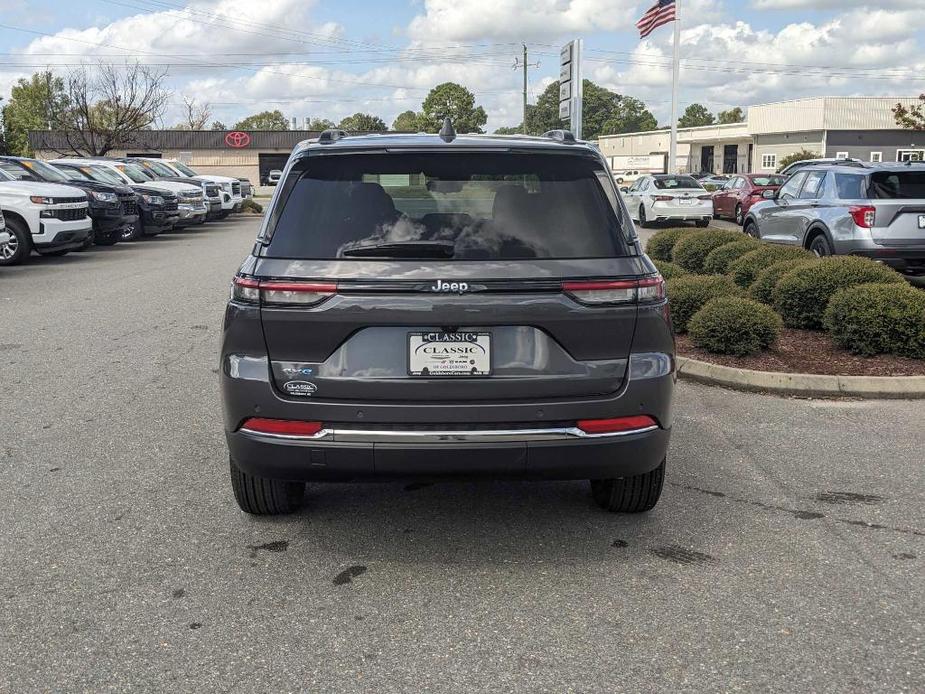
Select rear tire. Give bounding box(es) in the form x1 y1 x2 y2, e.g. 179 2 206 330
0 218 30 266
230 457 305 515
809 233 833 257
744 220 759 239
122 221 142 241
638 205 649 228
590 458 665 513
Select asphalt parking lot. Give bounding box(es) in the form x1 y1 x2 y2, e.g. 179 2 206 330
1 215 923 692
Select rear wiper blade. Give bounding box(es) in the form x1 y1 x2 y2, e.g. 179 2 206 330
340 240 456 258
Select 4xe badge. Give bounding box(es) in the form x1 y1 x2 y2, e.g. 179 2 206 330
283 381 317 397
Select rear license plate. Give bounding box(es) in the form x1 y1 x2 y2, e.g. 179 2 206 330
919 214 925 229
408 332 491 376
679 198 693 206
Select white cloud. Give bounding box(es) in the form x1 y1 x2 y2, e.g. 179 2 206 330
752 0 921 9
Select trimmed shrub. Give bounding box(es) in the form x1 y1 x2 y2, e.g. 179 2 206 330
689 297 783 356
647 228 690 262
666 274 742 333
728 244 814 288
652 259 688 280
671 229 743 273
749 258 820 305
773 256 905 329
823 283 925 358
702 238 761 275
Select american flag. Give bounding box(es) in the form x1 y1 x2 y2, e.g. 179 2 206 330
636 0 676 39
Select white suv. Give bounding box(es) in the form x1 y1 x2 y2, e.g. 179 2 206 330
0 167 92 265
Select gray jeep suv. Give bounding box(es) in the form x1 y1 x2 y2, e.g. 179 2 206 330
220 127 675 515
744 163 925 275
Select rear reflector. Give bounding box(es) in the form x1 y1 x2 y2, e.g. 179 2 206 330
697 194 713 200
562 276 665 305
232 276 336 306
239 418 324 437
576 415 658 435
849 205 876 229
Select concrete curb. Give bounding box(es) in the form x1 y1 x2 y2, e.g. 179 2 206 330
676 356 925 399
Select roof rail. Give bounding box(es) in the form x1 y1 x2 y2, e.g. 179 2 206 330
543 129 576 144
318 129 348 144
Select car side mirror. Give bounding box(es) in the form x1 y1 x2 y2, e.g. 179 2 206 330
762 190 776 199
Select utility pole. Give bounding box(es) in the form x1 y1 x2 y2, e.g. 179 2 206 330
513 45 540 134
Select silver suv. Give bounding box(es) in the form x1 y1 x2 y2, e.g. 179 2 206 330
744 163 925 275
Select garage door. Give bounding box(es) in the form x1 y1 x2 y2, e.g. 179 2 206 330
259 154 290 185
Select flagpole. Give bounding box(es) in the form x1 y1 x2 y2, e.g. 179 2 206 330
668 0 681 173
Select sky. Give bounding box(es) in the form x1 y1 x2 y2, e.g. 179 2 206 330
1 0 924 132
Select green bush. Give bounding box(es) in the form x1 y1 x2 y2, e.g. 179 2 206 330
652 259 688 280
823 283 925 358
702 238 761 275
773 256 905 329
689 297 783 356
671 229 744 273
666 274 742 333
728 245 814 288
749 258 820 305
241 198 264 213
647 228 690 262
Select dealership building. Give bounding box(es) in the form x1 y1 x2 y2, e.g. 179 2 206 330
28 129 321 185
596 96 925 175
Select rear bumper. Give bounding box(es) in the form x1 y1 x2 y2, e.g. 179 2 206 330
650 203 713 221
848 247 925 274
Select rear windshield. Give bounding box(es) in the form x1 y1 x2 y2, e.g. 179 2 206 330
870 171 925 199
751 175 785 187
265 152 628 259
653 176 702 190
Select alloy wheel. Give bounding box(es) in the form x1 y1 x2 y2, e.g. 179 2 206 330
0 233 18 260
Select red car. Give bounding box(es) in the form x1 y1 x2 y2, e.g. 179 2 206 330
712 173 787 226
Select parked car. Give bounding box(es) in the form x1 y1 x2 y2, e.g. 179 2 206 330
778 157 864 177
266 169 282 186
141 158 243 217
698 175 730 189
622 174 713 227
712 173 787 225
743 163 925 273
116 158 221 222
239 178 253 200
0 166 91 265
613 169 642 185
53 159 205 229
0 156 137 248
51 161 179 240
220 128 674 516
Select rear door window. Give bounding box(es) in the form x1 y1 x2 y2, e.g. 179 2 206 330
265 152 629 260
869 171 925 199
834 174 868 200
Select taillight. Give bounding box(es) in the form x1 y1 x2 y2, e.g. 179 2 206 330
576 415 658 435
232 276 336 306
653 195 673 202
849 205 876 229
562 276 665 305
697 194 713 200
239 418 324 437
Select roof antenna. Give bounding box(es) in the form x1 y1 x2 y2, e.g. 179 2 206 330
439 117 456 143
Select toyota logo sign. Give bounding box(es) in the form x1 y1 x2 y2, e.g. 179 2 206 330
224 131 251 148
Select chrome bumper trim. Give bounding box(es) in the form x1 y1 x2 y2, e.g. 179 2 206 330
238 424 659 443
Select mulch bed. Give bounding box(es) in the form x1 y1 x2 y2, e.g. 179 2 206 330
676 328 925 377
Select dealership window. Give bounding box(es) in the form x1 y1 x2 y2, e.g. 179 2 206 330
761 154 777 170
870 152 882 163
897 149 925 162
835 152 849 160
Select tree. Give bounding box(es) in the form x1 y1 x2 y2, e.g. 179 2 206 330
42 62 170 157
392 110 421 132
717 107 744 124
306 118 335 130
1 71 66 156
337 113 387 132
524 82 562 135
893 94 925 130
494 125 523 135
233 109 289 130
419 82 487 134
678 103 715 128
174 95 211 130
600 95 658 136
777 149 821 173
210 120 226 130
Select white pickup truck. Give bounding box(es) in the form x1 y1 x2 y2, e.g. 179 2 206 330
0 167 92 265
159 159 244 215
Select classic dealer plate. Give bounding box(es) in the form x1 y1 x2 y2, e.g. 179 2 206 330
408 332 491 376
